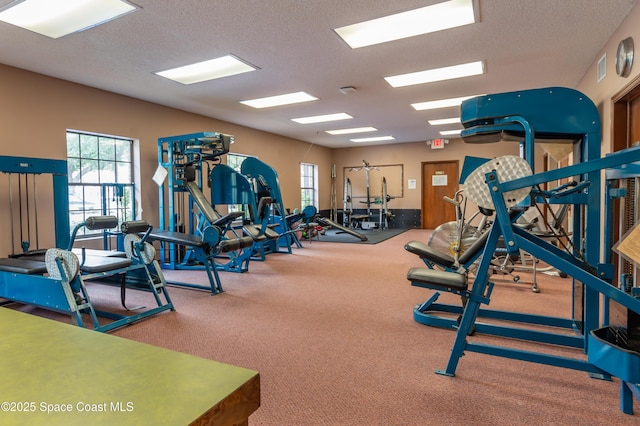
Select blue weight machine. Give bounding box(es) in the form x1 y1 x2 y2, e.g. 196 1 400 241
156 132 259 289
406 87 640 414
209 162 280 266
241 157 299 253
0 155 174 332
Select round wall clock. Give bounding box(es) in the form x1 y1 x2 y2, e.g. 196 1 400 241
616 36 634 78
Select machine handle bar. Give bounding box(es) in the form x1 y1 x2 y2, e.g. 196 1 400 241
532 180 590 198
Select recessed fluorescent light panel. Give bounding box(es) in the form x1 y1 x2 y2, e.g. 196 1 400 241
440 129 462 136
385 61 484 88
291 113 353 124
326 127 377 135
334 0 476 49
240 92 318 108
350 136 395 143
411 95 480 111
428 117 461 126
0 0 138 39
156 55 256 85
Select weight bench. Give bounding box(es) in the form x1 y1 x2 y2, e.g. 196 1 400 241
70 216 175 330
0 248 108 330
350 214 369 229
145 228 254 294
0 236 174 333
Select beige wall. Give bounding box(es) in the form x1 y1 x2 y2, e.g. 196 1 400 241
0 64 332 255
577 1 640 150
3 0 640 255
572 2 640 259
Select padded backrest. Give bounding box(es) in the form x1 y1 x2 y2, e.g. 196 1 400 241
458 229 491 265
184 164 197 182
186 181 220 224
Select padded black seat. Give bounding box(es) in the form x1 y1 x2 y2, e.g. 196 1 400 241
147 230 209 248
72 248 126 258
0 258 47 275
407 267 467 292
80 256 132 273
405 227 491 269
263 225 280 240
243 225 267 242
405 241 455 268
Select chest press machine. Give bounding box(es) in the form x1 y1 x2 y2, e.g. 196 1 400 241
0 155 174 332
406 87 640 414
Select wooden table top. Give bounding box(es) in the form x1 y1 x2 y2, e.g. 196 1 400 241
0 308 259 425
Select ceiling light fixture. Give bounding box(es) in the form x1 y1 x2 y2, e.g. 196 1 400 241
440 129 462 136
291 113 353 124
334 0 476 49
428 117 461 126
240 92 318 108
411 95 481 111
326 127 377 135
156 55 257 85
385 61 484 88
0 0 138 39
350 136 395 143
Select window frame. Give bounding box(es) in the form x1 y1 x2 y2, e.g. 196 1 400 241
300 162 318 209
66 129 136 238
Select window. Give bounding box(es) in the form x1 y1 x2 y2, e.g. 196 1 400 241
224 153 253 213
66 130 135 236
300 162 318 209
227 152 249 172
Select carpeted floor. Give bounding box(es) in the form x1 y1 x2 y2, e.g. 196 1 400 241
7 229 640 425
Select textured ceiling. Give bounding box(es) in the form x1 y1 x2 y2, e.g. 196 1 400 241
0 0 637 148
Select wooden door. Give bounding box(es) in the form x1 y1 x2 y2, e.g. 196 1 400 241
421 161 459 229
611 86 640 287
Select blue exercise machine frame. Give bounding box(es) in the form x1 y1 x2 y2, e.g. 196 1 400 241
407 87 640 414
0 156 174 332
156 132 259 292
241 157 297 253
